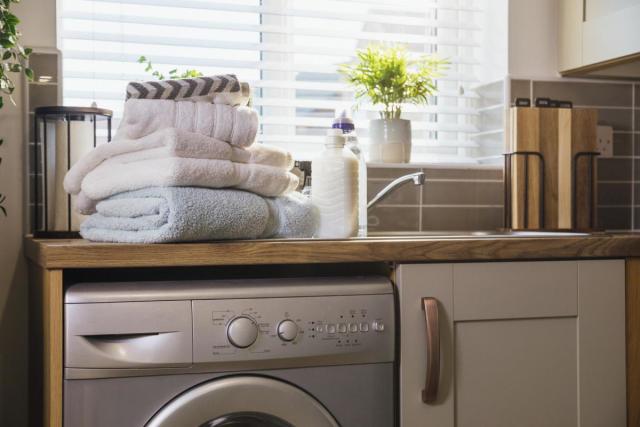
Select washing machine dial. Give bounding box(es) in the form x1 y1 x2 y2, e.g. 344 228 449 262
227 316 259 348
277 319 299 342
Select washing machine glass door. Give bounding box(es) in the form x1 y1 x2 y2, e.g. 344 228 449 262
146 376 340 427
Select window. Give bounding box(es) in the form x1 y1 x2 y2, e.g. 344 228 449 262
58 0 502 163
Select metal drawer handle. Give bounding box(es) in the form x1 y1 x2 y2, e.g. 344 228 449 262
422 297 440 404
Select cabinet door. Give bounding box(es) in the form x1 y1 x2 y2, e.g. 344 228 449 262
396 260 626 427
582 0 640 66
559 0 640 73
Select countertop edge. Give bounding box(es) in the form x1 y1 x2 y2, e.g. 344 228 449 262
23 235 640 269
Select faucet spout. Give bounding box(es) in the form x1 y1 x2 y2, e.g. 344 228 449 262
367 171 425 210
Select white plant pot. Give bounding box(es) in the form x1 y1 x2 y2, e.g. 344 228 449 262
368 118 412 163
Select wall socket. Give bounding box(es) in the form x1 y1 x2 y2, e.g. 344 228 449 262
596 125 614 158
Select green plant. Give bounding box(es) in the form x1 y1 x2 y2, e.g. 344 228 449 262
339 44 448 120
1 0 32 217
138 55 203 80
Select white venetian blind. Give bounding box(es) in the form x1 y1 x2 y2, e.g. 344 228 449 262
58 0 491 163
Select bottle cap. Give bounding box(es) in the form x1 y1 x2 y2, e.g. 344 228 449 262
325 128 346 147
332 109 355 132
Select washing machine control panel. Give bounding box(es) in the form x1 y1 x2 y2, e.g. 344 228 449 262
192 293 394 364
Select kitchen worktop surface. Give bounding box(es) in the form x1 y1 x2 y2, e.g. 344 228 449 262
24 232 640 269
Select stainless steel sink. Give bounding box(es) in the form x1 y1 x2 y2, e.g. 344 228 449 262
366 230 592 239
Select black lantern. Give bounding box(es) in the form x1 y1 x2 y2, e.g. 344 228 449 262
32 106 113 238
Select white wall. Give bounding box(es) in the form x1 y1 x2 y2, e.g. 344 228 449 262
508 0 562 79
0 0 56 424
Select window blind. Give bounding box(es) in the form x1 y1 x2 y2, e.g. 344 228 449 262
58 0 496 163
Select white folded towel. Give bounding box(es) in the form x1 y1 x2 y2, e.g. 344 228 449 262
77 157 299 212
116 99 258 147
63 128 293 195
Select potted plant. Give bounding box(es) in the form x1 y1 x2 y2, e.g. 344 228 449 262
339 44 447 163
0 0 32 216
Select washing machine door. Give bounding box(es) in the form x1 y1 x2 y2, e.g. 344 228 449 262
146 376 340 427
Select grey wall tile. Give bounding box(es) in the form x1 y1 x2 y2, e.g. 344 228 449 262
636 133 640 156
511 79 531 102
598 183 631 205
367 167 422 179
423 181 503 205
424 167 502 180
598 207 631 230
634 208 640 230
422 207 503 231
532 81 632 107
368 206 419 232
597 108 633 131
635 159 640 181
613 133 632 156
367 179 420 205
598 158 632 181
636 84 640 108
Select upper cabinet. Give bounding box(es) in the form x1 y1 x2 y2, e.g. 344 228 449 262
559 0 640 78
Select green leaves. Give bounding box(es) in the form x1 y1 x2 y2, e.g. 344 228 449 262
0 0 29 219
138 55 203 81
0 0 31 108
339 44 449 119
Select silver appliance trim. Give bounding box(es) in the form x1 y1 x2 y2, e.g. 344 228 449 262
65 276 392 304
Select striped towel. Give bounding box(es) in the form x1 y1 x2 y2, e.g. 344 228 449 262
125 74 251 106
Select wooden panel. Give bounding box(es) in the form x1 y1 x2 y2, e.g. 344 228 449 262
571 109 599 230
538 108 561 229
510 108 542 229
557 108 574 229
453 261 577 321
578 260 627 427
396 264 454 427
22 235 640 269
42 268 63 427
626 259 640 427
455 318 578 427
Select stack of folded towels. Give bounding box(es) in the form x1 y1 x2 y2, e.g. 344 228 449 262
64 74 318 243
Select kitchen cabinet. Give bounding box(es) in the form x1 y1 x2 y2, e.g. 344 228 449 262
396 260 626 427
559 0 640 77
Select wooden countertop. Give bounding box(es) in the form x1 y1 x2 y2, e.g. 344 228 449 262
24 233 640 269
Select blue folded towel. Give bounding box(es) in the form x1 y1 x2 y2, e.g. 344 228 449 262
80 187 319 243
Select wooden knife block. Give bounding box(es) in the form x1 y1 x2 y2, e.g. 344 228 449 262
508 107 598 230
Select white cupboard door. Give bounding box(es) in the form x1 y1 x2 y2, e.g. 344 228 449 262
397 263 455 427
397 260 626 427
582 0 640 66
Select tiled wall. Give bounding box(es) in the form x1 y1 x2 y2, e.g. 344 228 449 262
368 79 640 234
512 79 639 231
367 166 504 233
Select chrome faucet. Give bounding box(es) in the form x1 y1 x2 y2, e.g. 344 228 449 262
367 172 425 210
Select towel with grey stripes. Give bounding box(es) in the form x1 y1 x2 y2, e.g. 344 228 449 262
125 74 251 106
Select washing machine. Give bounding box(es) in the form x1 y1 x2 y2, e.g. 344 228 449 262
63 276 395 426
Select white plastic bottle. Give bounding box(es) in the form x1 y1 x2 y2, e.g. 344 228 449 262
312 129 359 238
333 110 367 237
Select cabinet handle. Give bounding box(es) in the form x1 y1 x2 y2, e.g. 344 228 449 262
421 297 440 404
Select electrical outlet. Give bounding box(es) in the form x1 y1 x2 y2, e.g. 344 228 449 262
596 125 613 158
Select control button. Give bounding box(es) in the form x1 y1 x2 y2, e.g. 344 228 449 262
349 323 358 333
359 322 369 332
227 316 259 348
277 319 299 342
338 323 347 333
327 324 336 334
315 325 324 333
372 321 385 332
